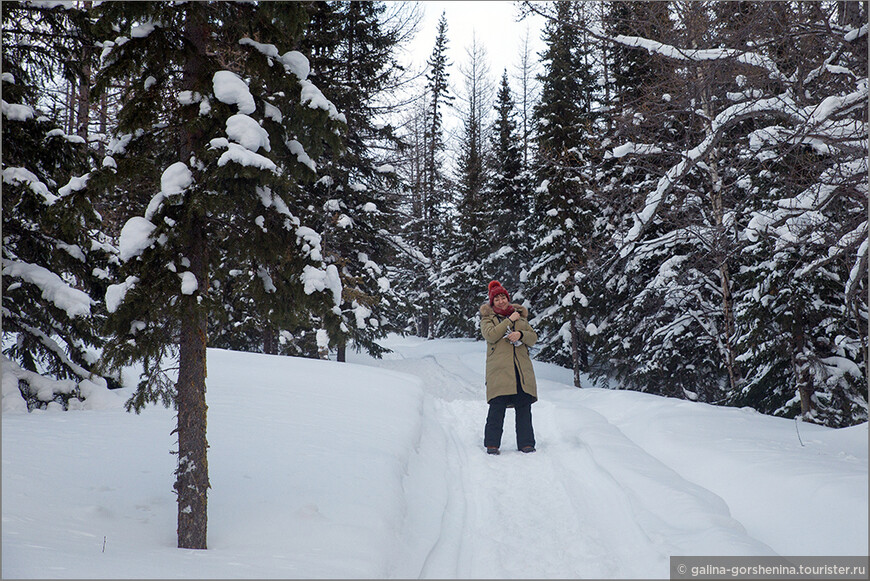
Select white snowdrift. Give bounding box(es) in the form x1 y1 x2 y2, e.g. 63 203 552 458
2 337 867 579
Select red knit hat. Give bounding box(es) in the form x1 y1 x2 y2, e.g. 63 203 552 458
488 280 510 305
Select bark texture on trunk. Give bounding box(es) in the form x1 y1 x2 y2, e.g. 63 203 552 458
175 9 210 550
571 317 581 389
175 216 209 550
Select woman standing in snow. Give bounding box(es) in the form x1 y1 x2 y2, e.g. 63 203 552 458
479 280 538 455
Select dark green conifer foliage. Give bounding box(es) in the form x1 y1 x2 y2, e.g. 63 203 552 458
410 12 454 338
2 1 111 408
526 2 599 384
91 1 344 549
292 1 407 360
484 70 531 295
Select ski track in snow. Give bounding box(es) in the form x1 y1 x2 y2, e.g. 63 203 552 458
357 339 775 579
4 337 863 579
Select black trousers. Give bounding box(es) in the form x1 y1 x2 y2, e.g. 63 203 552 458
484 367 536 450
484 400 535 450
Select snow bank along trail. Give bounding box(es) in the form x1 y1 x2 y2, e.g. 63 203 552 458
3 336 864 579
353 337 779 579
3 349 429 579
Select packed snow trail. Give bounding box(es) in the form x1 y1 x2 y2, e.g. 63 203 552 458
3 336 865 579
348 338 778 579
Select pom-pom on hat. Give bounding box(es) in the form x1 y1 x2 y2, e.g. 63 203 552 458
488 280 510 305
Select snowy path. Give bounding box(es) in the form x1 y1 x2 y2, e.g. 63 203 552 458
350 338 778 579
3 337 864 579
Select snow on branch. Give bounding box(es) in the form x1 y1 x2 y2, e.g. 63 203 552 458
2 355 75 412
3 167 57 205
237 37 346 124
118 217 157 262
213 70 255 114
802 85 868 147
620 94 802 257
607 142 663 158
376 229 431 267
565 15 867 262
58 172 90 198
612 35 789 83
106 276 139 314
845 237 868 303
1 99 35 122
301 264 342 307
747 158 868 245
844 24 868 42
792 221 868 295
7 316 95 382
2 259 93 318
2 353 118 412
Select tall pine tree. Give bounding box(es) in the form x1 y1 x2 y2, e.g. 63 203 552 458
439 35 493 336
2 1 112 410
482 70 530 295
413 12 454 338
296 1 407 360
92 1 345 548
526 1 600 386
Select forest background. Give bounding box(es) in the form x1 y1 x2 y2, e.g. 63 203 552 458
3 0 868 429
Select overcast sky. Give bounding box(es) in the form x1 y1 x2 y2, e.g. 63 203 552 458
394 1 546 150
403 1 545 81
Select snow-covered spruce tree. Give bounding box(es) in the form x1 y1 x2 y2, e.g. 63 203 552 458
482 70 531 297
2 0 113 411
594 1 748 403
392 92 437 335
580 0 677 389
730 1 868 426
408 12 454 338
734 222 865 426
576 1 867 424
526 1 600 386
292 1 409 360
439 35 494 337
91 1 345 549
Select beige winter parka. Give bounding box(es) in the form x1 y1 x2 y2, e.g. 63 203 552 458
480 302 539 403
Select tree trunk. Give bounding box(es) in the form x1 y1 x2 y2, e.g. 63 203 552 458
706 150 740 394
66 79 76 135
718 261 739 390
76 1 92 140
175 216 209 549
792 310 815 421
697 68 740 396
570 315 581 388
263 326 277 355
98 92 108 157
175 10 210 550
795 350 814 421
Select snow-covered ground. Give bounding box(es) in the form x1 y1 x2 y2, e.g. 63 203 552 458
2 335 867 578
